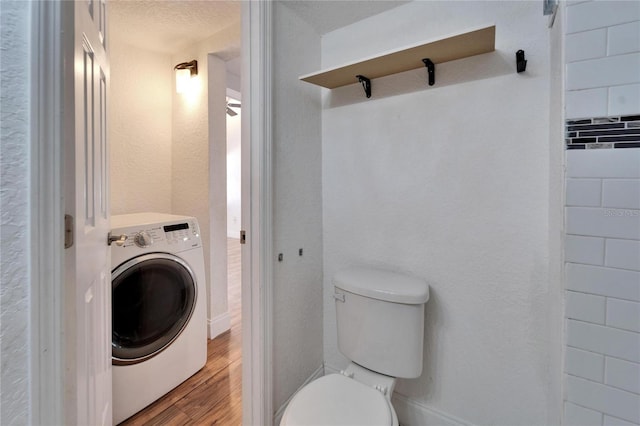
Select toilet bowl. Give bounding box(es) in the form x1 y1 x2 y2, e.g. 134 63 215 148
280 267 429 426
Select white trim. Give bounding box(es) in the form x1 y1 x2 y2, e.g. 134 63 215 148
29 1 66 424
273 364 325 426
207 312 231 340
241 1 273 425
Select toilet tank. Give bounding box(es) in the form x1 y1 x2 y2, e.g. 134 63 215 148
333 267 429 379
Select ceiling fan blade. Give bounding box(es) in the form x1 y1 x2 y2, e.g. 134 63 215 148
227 103 241 108
226 107 238 117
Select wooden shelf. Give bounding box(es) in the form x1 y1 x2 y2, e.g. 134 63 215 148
299 25 496 89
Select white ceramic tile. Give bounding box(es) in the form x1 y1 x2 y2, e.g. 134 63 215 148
567 149 640 179
603 180 640 210
567 290 607 324
606 357 640 394
609 84 640 117
566 263 640 301
567 53 640 91
607 298 640 332
567 88 609 119
565 401 604 426
567 319 640 362
566 207 640 240
604 414 640 426
566 375 640 423
567 28 608 62
567 179 603 207
566 346 606 381
606 239 640 272
567 1 640 34
608 21 640 57
566 235 605 265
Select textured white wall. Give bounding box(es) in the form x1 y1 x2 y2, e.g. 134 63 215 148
0 1 31 423
109 40 173 215
273 2 324 411
321 2 562 425
563 2 640 425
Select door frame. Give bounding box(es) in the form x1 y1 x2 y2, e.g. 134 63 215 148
29 1 274 424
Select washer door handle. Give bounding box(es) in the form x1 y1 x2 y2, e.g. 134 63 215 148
108 233 128 246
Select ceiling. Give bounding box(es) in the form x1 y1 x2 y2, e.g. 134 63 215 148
109 0 408 59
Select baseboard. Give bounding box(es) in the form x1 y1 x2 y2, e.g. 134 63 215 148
207 312 231 340
273 364 325 425
323 363 471 426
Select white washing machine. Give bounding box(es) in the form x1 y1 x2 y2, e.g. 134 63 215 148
110 213 207 425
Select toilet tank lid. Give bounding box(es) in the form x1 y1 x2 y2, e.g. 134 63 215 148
334 267 429 304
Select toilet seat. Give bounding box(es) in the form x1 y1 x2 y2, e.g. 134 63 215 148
280 374 395 426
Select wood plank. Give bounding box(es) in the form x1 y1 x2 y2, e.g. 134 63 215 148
300 25 495 89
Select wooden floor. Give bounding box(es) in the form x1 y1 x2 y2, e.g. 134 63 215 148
120 238 242 425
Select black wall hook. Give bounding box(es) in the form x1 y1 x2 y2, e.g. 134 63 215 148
516 50 527 73
422 58 435 86
356 75 371 98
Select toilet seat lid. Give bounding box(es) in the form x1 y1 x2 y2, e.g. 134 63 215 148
281 374 392 426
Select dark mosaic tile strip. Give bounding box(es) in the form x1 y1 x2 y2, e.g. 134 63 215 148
615 142 640 149
566 115 640 150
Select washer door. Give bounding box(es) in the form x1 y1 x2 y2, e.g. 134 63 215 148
112 253 197 365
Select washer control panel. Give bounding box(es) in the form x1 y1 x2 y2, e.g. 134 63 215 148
117 219 201 251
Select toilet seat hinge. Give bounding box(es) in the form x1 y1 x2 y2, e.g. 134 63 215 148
340 370 354 379
374 384 388 395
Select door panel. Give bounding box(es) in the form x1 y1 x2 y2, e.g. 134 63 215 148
69 0 111 424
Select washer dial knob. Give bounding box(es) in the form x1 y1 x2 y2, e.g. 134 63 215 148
134 231 153 248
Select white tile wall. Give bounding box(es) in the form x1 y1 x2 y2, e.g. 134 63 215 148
566 263 640 301
605 357 640 394
566 347 605 382
605 239 640 271
565 235 605 265
567 291 606 323
609 84 640 117
566 320 640 363
566 179 602 206
565 402 604 426
602 180 640 210
606 298 640 332
566 1 640 119
608 21 640 57
604 415 640 426
566 376 640 424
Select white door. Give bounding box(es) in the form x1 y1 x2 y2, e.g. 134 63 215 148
65 0 112 424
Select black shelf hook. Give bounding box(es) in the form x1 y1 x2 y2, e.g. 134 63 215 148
422 58 435 86
516 50 527 73
356 75 372 98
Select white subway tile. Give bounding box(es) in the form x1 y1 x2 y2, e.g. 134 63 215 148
566 235 605 265
606 239 640 272
607 298 640 332
567 53 640 91
567 149 640 179
567 319 640 362
566 375 640 423
566 346 606 381
609 84 640 117
567 88 609 119
567 1 640 34
604 414 640 426
565 401 604 426
567 28 608 62
567 179 603 207
606 357 640 394
567 290 607 323
566 263 640 301
603 180 640 210
608 21 640 57
566 207 640 239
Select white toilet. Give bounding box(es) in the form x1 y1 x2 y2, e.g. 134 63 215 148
280 267 429 426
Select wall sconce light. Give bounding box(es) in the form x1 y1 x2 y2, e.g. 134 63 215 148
174 60 198 94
